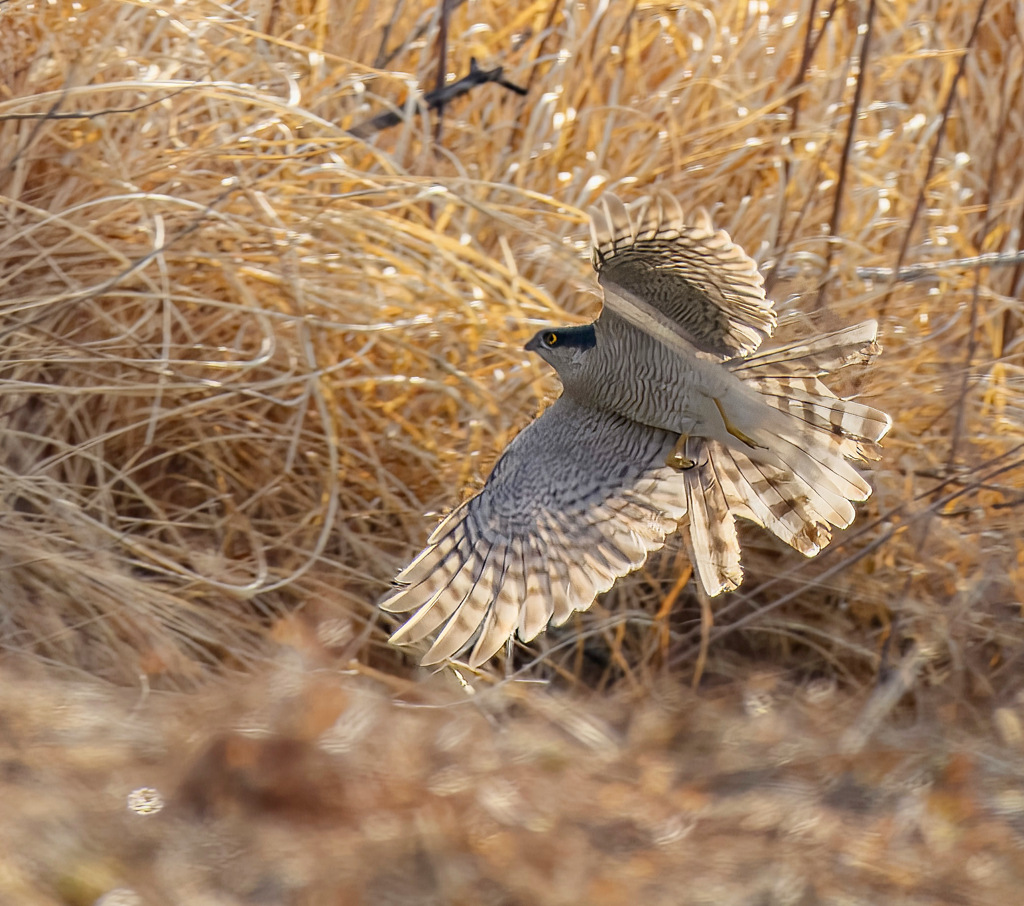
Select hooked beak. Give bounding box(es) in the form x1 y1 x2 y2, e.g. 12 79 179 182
524 333 542 353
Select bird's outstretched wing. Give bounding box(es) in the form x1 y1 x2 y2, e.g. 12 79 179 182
382 398 688 667
589 192 775 358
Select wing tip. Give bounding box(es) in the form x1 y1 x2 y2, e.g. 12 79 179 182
588 188 775 357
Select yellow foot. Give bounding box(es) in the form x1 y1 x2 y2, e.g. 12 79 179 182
667 433 696 470
713 398 764 450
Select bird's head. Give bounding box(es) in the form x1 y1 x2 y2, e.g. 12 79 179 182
524 324 597 379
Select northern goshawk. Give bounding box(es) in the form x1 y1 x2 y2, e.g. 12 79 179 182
382 192 891 666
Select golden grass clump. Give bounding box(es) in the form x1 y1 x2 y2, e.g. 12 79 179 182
2 1 1024 690
0 5 1019 679
3 0 1024 697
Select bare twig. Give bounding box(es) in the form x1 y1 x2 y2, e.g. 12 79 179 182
375 0 469 70
668 444 1024 668
877 0 990 320
431 0 451 143
855 251 1024 282
839 643 926 754
764 0 841 295
348 57 527 138
1002 202 1024 356
0 84 194 124
816 0 875 311
950 70 1012 468
373 0 409 69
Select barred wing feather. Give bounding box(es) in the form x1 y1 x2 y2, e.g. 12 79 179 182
589 192 776 358
382 398 689 667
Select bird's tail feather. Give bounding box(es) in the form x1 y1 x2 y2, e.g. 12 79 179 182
681 434 836 596
682 440 744 596
736 320 890 523
740 373 890 526
732 320 882 377
751 375 890 460
682 323 890 592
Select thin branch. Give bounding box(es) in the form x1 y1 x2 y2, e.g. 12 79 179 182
506 0 563 151
348 58 527 139
877 0 990 321
431 0 451 143
0 84 194 124
764 0 821 295
950 69 1013 467
375 0 469 70
763 0 842 296
667 444 1024 667
855 250 1024 282
816 0 876 311
1000 191 1024 357
373 0 409 70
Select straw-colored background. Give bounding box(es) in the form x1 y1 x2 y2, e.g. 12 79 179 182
2 0 1023 902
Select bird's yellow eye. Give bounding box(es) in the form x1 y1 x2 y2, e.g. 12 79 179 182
544 332 559 346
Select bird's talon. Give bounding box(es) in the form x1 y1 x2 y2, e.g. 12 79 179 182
668 453 696 470
667 434 696 470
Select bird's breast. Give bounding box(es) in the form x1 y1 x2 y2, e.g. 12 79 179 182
570 334 736 433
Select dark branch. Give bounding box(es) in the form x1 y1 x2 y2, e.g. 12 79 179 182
348 57 527 139
0 85 194 124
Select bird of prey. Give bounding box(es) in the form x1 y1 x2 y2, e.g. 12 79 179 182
382 192 891 667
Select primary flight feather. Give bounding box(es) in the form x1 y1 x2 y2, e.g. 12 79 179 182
383 191 891 666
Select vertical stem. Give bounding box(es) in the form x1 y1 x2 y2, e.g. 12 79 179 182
816 0 876 311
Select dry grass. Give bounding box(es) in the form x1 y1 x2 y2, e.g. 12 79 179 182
2 653 1022 905
1 0 1024 900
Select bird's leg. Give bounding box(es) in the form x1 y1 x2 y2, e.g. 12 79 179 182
713 398 765 450
667 433 696 470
